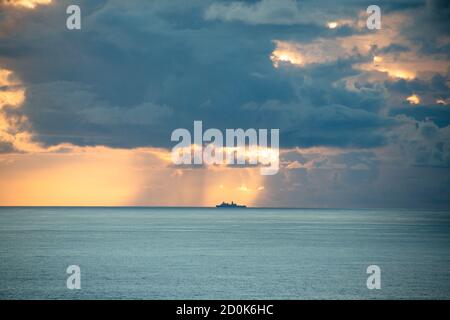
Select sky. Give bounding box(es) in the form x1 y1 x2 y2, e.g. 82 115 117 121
0 0 449 208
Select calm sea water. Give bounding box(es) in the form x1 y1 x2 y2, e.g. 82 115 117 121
0 207 449 299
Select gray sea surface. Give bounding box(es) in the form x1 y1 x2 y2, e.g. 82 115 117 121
0 207 449 299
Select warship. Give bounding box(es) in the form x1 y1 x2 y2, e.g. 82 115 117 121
216 201 247 208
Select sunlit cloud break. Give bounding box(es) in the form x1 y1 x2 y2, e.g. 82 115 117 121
1 0 52 9
406 94 421 105
171 121 280 175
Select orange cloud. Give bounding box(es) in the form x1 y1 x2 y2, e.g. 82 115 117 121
0 68 46 153
1 0 52 9
271 12 450 80
0 69 25 107
270 40 304 68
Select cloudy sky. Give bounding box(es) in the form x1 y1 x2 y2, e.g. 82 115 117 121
0 0 449 208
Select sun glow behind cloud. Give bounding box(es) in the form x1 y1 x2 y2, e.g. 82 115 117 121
0 67 267 207
0 146 267 206
406 94 421 105
172 144 279 170
327 22 338 29
2 0 52 9
270 40 304 68
0 71 149 205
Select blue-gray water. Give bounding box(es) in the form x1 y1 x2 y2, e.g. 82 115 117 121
0 207 449 299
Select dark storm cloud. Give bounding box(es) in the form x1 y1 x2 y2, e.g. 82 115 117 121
0 0 448 151
0 0 389 149
386 74 450 127
396 0 450 56
390 106 450 128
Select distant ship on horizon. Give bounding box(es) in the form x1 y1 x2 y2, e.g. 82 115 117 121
216 201 247 208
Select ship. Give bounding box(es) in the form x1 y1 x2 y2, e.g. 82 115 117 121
216 201 247 208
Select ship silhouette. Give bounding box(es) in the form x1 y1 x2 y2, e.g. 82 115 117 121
216 201 247 208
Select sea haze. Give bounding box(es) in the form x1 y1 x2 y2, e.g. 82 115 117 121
0 207 449 299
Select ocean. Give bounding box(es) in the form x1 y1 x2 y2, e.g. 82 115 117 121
0 207 449 299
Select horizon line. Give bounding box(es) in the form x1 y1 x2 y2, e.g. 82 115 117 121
0 205 449 211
